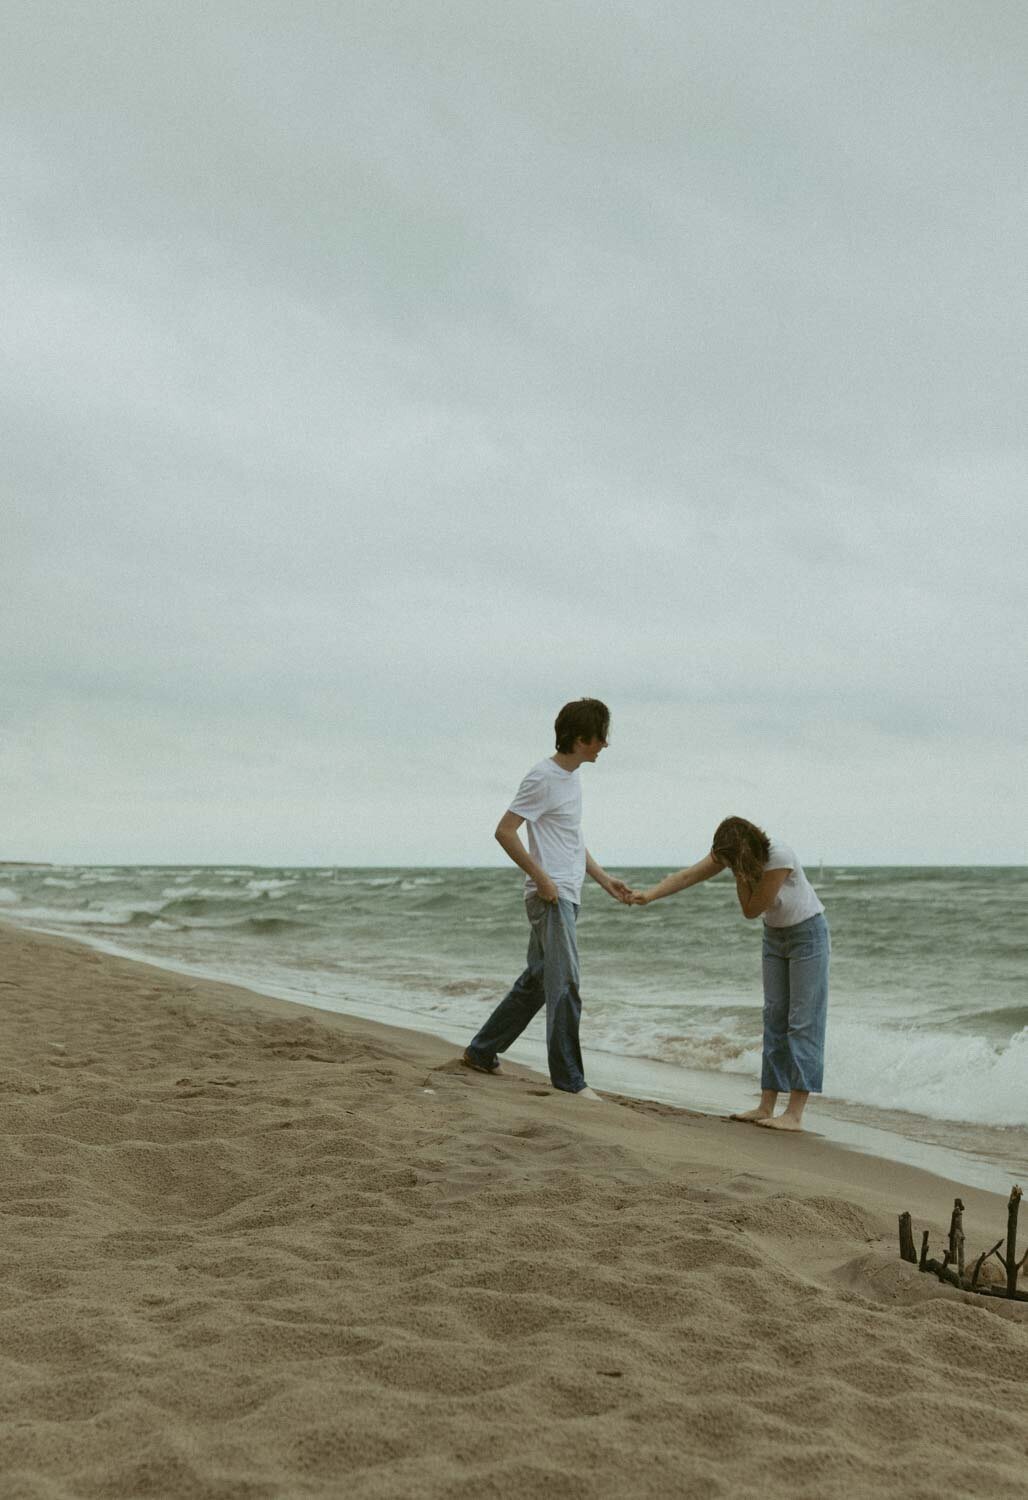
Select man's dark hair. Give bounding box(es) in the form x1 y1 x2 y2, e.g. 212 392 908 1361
554 698 610 753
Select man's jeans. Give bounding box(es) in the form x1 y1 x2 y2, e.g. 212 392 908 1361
761 912 830 1093
466 895 586 1094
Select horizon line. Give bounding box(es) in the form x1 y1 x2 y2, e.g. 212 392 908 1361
3 860 1026 871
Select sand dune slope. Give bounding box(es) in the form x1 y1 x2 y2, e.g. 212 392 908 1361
0 926 1025 1499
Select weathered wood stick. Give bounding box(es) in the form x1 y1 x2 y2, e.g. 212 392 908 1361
898 1212 918 1263
947 1198 965 1279
903 1184 1027 1302
921 1250 1028 1298
922 1256 964 1289
997 1185 1022 1298
974 1285 1028 1303
970 1239 1003 1289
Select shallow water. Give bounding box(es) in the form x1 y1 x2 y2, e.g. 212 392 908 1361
2 862 1025 1189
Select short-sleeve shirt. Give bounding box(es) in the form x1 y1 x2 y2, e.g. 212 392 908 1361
508 758 585 903
762 838 825 928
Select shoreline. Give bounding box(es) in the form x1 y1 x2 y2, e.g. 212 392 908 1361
1 920 1025 1498
0 917 1017 1230
3 915 1019 1196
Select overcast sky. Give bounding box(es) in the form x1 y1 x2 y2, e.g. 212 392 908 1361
3 1 1026 866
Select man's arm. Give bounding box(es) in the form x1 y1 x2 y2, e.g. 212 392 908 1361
494 810 558 902
585 850 633 905
632 850 725 904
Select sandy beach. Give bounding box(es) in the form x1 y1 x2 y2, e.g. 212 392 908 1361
1 923 1025 1499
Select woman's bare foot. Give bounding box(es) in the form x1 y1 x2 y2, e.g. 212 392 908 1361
730 1090 777 1123
575 1086 603 1101
756 1113 804 1131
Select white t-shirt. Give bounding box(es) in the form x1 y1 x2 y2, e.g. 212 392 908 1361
762 838 825 928
508 758 585 903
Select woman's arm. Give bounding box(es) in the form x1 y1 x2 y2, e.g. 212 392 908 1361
633 851 725 904
734 867 790 919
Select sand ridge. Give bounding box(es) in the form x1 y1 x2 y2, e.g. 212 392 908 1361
0 924 1025 1499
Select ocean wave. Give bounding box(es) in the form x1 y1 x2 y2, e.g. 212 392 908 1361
0 887 20 904
409 890 460 911
584 1011 1028 1128
438 978 495 997
7 903 165 927
145 910 311 937
158 887 273 911
819 1019 1028 1128
592 1017 1028 1129
587 1017 760 1074
958 1004 1028 1038
244 915 309 935
159 896 221 918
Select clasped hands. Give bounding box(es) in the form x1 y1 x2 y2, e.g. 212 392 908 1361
604 879 652 907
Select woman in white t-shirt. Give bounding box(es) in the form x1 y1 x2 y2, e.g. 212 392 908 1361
632 816 830 1132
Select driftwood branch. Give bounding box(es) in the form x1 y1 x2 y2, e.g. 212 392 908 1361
898 1212 917 1263
995 1185 1022 1299
900 1187 1027 1302
969 1239 1003 1290
947 1198 965 1280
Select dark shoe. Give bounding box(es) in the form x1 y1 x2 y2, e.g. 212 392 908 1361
461 1048 501 1075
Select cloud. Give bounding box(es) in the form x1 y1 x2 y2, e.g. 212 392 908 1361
2 1 1026 863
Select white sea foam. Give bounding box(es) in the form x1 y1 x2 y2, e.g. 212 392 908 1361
11 902 165 926
159 886 242 902
820 1019 1028 1128
584 1010 1028 1128
0 887 20 904
245 879 297 896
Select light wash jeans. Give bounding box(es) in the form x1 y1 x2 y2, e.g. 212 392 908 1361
761 912 830 1093
466 895 586 1094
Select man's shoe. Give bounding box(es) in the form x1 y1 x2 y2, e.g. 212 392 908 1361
461 1048 501 1075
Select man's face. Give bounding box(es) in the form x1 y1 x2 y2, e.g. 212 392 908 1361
575 736 607 762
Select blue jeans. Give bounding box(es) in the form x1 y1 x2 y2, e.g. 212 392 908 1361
761 913 830 1094
466 895 586 1094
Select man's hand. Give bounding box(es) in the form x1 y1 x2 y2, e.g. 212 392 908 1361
605 877 634 905
535 874 560 904
630 891 652 905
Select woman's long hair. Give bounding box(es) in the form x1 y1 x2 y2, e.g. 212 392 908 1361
712 817 771 893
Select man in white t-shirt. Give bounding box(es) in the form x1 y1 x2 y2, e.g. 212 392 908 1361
462 697 632 1098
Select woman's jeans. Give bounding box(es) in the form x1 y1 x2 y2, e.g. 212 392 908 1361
761 912 830 1094
466 895 586 1094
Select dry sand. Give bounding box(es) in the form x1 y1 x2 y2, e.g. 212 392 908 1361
0 923 1025 1500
